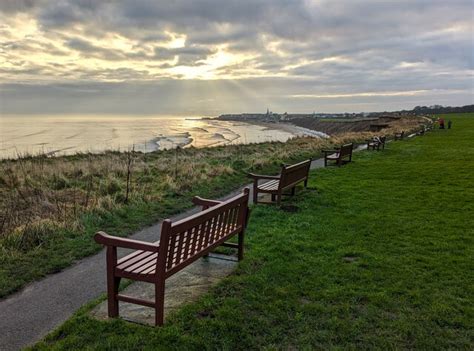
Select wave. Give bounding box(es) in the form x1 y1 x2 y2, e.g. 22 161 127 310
152 132 193 150
19 129 49 138
65 131 84 139
190 127 209 133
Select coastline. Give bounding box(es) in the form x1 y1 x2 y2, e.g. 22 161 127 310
0 116 310 160
0 114 416 160
0 115 426 299
251 121 330 139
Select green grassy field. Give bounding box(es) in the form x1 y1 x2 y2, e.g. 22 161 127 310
32 114 473 350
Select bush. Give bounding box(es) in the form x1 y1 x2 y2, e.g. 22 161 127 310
0 219 63 252
51 175 70 190
102 179 122 195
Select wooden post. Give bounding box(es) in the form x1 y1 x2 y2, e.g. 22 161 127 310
238 229 244 261
106 246 119 318
155 219 171 326
253 179 258 204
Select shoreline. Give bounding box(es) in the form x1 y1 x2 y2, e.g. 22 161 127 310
0 118 328 161
0 115 423 161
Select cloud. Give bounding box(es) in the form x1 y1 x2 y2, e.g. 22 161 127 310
0 0 472 113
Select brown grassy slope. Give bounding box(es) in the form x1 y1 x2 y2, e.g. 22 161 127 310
290 115 421 135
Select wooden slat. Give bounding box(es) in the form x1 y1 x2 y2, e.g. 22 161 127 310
259 180 279 191
166 233 177 270
209 213 221 246
190 223 202 256
116 251 155 270
197 219 208 252
120 253 157 273
170 192 247 234
228 206 237 231
202 217 214 251
130 256 158 274
174 231 185 267
219 208 230 239
141 265 156 275
117 294 155 308
182 228 192 261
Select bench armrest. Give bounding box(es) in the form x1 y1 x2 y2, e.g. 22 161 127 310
247 173 281 180
322 149 339 154
94 231 159 252
192 196 222 209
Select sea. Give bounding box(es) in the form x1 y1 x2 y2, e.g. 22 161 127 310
0 115 326 159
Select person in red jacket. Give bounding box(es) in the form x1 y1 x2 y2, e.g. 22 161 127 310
438 117 445 129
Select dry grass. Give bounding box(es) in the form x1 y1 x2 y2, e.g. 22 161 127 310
0 116 424 253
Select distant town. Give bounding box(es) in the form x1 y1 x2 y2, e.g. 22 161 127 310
218 109 403 123
217 104 474 123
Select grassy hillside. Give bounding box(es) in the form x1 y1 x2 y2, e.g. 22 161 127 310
0 118 422 298
32 113 473 349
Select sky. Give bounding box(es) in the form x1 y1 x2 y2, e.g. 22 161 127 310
0 0 473 115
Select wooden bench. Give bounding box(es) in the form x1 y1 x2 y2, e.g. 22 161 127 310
394 131 405 140
366 136 386 151
322 143 353 167
248 159 311 205
94 188 250 326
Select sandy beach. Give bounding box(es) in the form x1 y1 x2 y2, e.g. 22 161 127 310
0 115 327 159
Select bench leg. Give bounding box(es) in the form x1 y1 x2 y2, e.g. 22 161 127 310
291 187 296 196
107 275 120 318
155 281 165 326
304 179 308 188
271 194 276 202
253 182 258 204
238 230 244 261
106 246 120 318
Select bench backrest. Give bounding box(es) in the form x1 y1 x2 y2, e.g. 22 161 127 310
339 143 353 158
279 159 311 190
159 189 249 278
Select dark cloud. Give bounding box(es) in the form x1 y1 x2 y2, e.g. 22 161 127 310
0 0 43 14
153 45 216 65
65 38 124 60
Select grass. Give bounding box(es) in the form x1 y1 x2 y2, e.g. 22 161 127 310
31 113 473 350
0 117 423 298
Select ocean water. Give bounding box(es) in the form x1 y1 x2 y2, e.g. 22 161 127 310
0 115 313 159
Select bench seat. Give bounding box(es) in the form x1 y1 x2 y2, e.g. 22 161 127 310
325 153 339 160
257 179 280 192
116 250 159 279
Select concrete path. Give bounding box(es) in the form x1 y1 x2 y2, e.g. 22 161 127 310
90 253 238 326
0 149 368 351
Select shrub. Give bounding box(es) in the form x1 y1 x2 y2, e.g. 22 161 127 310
0 219 63 252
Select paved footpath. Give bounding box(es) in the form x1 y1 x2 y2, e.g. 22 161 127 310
2 149 381 350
